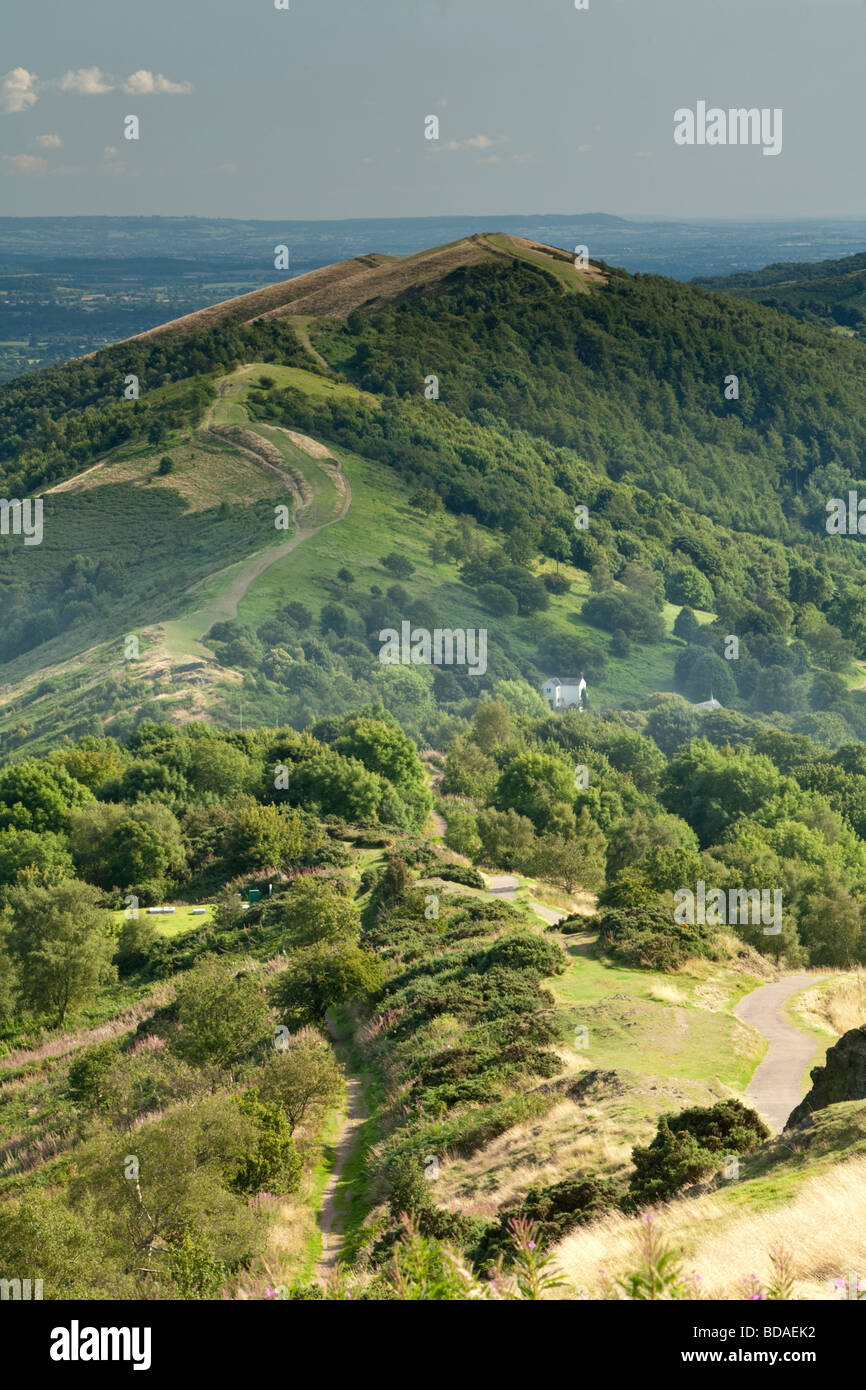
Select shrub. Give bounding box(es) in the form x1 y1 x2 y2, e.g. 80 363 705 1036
431 862 485 889
115 913 159 974
232 1088 302 1196
542 572 571 595
478 582 519 617
595 905 720 972
483 931 566 979
629 1100 770 1204
470 1175 622 1268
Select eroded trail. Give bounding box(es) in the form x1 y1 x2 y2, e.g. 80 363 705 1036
163 373 352 657
734 974 824 1132
316 1017 365 1279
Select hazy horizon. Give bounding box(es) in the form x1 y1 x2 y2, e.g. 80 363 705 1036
2 0 864 221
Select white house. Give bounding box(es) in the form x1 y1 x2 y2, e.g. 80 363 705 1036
693 694 723 712
543 675 586 711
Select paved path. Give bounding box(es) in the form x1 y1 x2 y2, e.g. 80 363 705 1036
734 974 824 1132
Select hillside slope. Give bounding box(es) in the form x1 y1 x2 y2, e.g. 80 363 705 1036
4 236 866 755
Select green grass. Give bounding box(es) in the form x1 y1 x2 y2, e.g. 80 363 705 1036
552 943 767 1092
110 903 213 937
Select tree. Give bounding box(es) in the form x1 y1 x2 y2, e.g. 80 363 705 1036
268 943 383 1029
530 819 605 892
0 1190 106 1299
475 807 536 872
223 799 318 874
0 827 75 890
478 581 518 616
264 878 360 950
798 870 865 966
71 1096 265 1284
185 738 256 798
672 606 702 644
471 699 514 752
70 799 186 892
5 879 115 1023
0 759 93 834
47 737 125 791
171 955 270 1070
157 455 174 475
493 751 576 835
381 553 415 580
257 1032 345 1134
337 566 355 590
231 1088 302 1196
320 602 349 637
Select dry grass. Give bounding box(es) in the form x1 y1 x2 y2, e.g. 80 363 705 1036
649 982 688 1006
554 1156 866 1300
432 1071 731 1214
797 970 866 1037
0 985 174 1070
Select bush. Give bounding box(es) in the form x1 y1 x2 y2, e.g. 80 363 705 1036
478 582 519 617
232 1088 302 1196
610 628 632 659
629 1100 770 1204
115 913 159 974
483 930 566 979
595 905 720 972
67 1039 121 1112
431 862 485 889
268 942 383 1028
470 1175 622 1268
542 572 572 595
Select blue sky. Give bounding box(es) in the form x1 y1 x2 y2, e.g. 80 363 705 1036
1 0 864 219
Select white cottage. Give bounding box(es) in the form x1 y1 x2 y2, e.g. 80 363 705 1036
543 675 586 711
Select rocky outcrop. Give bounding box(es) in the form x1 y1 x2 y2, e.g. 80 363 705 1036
786 1025 866 1129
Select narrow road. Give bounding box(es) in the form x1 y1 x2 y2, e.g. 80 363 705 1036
480 871 569 925
734 974 824 1132
316 1017 365 1279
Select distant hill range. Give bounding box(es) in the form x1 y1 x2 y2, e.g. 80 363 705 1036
695 249 866 339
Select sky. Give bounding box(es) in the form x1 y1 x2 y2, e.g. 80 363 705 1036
1 0 864 221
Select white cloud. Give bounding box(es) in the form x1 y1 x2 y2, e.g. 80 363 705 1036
444 134 494 152
59 66 114 95
2 65 192 110
123 70 192 95
1 67 39 113
36 132 62 148
2 152 47 174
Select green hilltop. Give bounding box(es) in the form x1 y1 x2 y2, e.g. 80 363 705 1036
2 234 866 754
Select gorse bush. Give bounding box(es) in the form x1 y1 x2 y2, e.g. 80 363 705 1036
629 1100 770 1204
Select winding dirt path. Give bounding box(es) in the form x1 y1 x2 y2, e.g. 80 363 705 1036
734 974 825 1132
316 1017 365 1278
163 373 352 658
